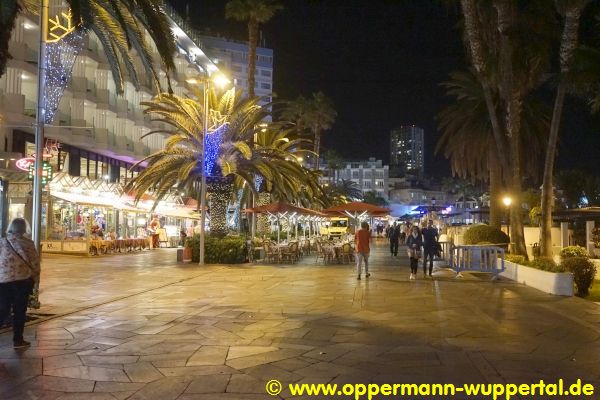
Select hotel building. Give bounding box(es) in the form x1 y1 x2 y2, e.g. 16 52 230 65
0 1 222 249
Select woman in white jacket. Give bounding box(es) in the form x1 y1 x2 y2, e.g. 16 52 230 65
0 218 40 348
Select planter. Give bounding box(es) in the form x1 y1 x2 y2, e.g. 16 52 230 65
182 247 192 263
499 260 573 296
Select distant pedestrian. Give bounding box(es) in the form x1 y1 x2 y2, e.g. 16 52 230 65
422 219 439 277
405 225 422 280
388 222 400 256
402 222 412 244
355 221 371 280
0 218 40 349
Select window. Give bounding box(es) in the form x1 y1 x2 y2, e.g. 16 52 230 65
352 171 359 179
261 70 272 77
363 180 372 189
80 156 88 177
376 180 384 188
232 65 242 72
260 82 271 90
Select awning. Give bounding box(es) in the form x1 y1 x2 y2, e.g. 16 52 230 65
51 191 141 212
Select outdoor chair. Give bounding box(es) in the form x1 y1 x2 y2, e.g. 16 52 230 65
315 241 334 264
281 241 300 264
301 239 311 256
338 243 354 264
264 242 280 263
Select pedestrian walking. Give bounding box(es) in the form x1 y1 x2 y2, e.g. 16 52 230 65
405 225 422 280
422 219 439 277
355 221 371 280
388 222 400 256
0 218 40 349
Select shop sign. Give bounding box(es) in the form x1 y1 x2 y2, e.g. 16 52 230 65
27 161 53 186
15 157 35 172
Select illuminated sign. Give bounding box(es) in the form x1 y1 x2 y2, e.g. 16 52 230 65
15 157 35 172
28 161 53 186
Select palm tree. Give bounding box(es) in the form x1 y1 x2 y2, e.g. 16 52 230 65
282 92 337 170
225 0 282 98
436 70 550 229
1 0 177 93
363 191 388 207
540 0 591 258
322 149 344 183
127 87 321 235
322 179 363 207
457 0 555 256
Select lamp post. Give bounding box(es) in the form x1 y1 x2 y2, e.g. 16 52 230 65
503 196 512 243
199 73 230 265
32 0 49 252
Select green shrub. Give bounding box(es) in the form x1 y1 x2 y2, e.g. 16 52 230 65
529 257 565 273
561 257 597 297
269 231 288 241
505 254 528 265
185 234 247 264
463 224 509 245
560 246 589 259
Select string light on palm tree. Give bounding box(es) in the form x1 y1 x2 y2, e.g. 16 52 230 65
199 73 231 265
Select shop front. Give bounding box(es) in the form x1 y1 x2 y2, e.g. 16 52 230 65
2 171 199 255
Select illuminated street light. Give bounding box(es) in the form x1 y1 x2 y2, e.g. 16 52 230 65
503 196 512 244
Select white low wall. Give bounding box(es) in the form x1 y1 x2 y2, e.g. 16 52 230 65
499 260 573 296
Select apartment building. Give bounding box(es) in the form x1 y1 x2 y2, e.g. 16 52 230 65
199 35 274 106
0 1 221 240
0 1 219 183
320 157 389 200
390 125 424 178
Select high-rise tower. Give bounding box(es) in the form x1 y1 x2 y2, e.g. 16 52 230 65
390 126 424 178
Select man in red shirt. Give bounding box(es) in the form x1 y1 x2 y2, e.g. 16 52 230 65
355 221 371 280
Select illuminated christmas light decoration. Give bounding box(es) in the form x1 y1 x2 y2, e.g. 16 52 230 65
203 123 226 176
44 26 84 124
254 175 264 192
207 178 232 236
47 10 76 42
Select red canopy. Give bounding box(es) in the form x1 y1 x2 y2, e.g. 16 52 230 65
323 202 390 216
244 201 326 217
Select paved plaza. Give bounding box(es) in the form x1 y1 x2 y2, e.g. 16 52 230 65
2 239 600 399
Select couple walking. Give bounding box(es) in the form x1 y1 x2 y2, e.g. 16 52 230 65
406 220 439 280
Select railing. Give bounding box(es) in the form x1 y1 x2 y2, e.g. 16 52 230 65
450 245 505 279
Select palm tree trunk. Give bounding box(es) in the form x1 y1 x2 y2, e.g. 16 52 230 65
247 19 258 98
460 0 509 170
540 4 585 258
488 150 502 229
208 178 232 237
314 129 321 170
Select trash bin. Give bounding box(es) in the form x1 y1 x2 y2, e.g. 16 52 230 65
176 248 183 262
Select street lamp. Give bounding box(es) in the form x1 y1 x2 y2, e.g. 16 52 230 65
503 196 512 242
199 73 230 265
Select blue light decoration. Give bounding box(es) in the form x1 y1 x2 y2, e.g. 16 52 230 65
44 28 84 124
254 175 264 192
203 124 226 176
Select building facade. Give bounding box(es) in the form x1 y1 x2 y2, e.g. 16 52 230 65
0 1 220 243
390 125 424 178
320 157 389 200
199 35 273 106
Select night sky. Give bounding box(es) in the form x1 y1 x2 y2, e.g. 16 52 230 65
170 0 600 178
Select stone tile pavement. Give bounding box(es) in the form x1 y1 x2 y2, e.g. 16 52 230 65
2 240 600 399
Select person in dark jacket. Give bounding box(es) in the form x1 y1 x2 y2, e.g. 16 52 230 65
421 219 439 277
388 222 400 256
405 225 422 280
